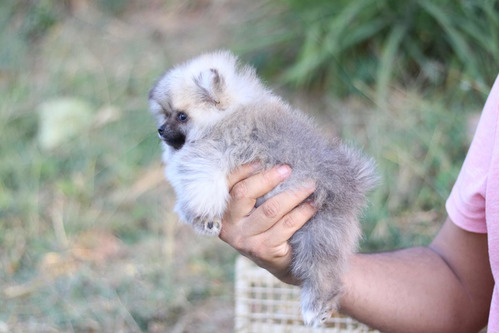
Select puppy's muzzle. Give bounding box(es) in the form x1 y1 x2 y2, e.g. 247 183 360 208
158 124 186 150
157 124 166 137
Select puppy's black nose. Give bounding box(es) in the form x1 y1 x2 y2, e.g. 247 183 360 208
158 124 166 137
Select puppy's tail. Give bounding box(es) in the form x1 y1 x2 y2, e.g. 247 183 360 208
343 144 379 194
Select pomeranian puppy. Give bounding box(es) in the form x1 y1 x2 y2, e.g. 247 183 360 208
148 50 377 326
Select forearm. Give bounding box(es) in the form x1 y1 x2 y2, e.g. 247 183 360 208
340 247 480 333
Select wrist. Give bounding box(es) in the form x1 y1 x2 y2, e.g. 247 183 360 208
338 253 361 315
252 252 301 286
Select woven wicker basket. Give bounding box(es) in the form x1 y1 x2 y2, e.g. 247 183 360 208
235 256 380 333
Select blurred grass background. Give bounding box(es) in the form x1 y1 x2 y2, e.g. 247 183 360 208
0 0 497 331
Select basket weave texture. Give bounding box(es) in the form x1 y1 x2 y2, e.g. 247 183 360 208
235 256 380 333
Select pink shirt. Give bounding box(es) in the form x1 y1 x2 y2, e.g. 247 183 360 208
446 76 499 333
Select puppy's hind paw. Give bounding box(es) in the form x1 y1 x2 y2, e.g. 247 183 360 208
193 217 222 236
302 308 332 327
301 293 336 327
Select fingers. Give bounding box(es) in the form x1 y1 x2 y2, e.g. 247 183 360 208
220 164 318 286
245 198 318 270
265 199 318 244
245 181 316 236
227 162 262 190
229 195 317 286
225 165 292 222
234 164 292 199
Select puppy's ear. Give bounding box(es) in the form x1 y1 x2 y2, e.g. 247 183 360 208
194 68 225 107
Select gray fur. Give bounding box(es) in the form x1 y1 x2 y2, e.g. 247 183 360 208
148 50 377 326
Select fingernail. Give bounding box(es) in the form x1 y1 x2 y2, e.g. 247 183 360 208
277 165 292 179
250 161 262 170
306 199 318 210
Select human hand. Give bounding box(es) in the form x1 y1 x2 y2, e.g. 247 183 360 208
219 163 317 285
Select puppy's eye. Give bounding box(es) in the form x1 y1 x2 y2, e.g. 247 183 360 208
177 112 188 122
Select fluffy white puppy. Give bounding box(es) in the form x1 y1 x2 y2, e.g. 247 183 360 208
148 50 377 326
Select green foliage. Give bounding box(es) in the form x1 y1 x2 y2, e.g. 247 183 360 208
243 0 499 99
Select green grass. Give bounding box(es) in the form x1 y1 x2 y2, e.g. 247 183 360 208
0 0 497 331
354 91 470 250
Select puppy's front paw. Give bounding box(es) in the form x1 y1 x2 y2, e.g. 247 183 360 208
192 217 222 236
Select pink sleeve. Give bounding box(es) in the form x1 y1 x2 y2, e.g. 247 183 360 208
446 76 499 234
446 77 499 333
